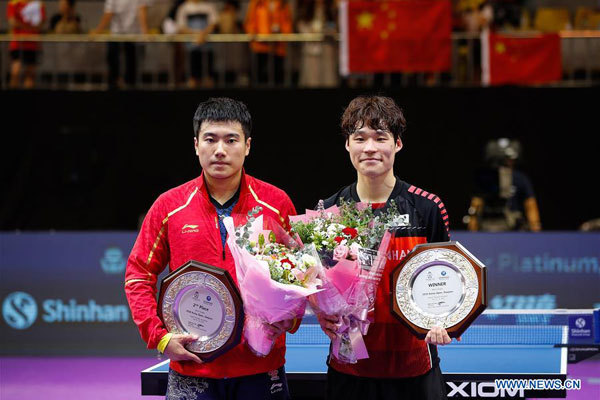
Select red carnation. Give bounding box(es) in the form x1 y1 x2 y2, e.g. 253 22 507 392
280 258 295 269
334 236 344 244
342 227 358 238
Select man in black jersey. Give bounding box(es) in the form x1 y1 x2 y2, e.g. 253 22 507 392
316 95 454 400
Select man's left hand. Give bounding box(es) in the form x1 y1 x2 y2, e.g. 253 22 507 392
424 326 461 345
264 319 294 341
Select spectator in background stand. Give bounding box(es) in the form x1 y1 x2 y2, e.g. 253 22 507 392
216 1 247 85
91 0 149 89
49 0 81 33
175 0 218 88
491 0 524 30
245 0 293 85
7 0 46 89
162 0 186 87
457 0 493 34
297 0 338 88
466 138 542 232
455 0 492 83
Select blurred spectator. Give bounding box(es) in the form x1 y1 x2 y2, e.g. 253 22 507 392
455 0 492 83
466 138 542 232
7 0 46 89
49 0 81 34
215 0 248 85
491 0 524 30
162 0 186 86
92 0 149 88
297 0 338 87
217 0 242 34
457 0 493 34
175 0 218 88
245 0 293 85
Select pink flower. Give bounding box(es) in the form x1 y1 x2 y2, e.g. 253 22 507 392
333 244 349 260
349 243 361 260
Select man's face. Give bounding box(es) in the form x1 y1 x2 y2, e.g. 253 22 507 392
345 124 402 178
194 120 251 180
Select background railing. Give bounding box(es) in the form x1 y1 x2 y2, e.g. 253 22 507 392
1 31 599 89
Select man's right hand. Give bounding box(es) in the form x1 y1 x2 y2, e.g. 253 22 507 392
316 313 339 341
163 334 203 364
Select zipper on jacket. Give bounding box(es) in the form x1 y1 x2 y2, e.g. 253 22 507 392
216 215 226 260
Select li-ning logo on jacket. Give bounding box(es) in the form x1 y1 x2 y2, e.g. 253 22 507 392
181 224 200 234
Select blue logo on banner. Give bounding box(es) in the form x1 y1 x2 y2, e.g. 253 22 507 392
100 247 126 274
206 296 212 302
569 315 593 342
2 292 38 330
441 271 447 276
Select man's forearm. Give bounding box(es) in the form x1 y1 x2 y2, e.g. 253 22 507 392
524 197 542 231
93 13 113 33
138 6 149 34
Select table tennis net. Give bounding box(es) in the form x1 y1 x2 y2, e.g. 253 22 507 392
285 311 594 346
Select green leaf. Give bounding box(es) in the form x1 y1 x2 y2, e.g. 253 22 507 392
258 233 265 248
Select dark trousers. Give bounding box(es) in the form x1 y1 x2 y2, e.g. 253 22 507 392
166 367 291 400
326 365 448 400
256 53 284 85
190 48 214 80
107 42 137 87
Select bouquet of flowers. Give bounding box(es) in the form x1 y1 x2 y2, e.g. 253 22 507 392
290 200 401 363
224 208 321 356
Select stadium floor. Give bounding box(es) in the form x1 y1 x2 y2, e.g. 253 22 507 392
1 356 599 400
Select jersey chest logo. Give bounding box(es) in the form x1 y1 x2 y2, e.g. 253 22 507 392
181 224 200 234
391 214 410 227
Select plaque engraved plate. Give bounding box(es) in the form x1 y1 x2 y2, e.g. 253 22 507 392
391 242 486 338
158 260 244 361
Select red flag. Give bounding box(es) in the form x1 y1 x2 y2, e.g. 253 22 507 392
340 0 452 74
482 32 562 85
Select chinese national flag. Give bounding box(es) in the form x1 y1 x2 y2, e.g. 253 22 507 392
340 0 452 74
482 32 562 85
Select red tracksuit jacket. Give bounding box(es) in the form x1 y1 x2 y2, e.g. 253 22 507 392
125 172 296 378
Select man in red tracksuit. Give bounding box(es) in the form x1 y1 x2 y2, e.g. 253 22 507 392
317 95 455 399
125 97 297 400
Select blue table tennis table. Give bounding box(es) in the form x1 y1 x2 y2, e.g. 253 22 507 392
142 310 599 399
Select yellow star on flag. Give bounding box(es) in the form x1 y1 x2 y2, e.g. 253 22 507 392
356 12 375 30
495 42 506 54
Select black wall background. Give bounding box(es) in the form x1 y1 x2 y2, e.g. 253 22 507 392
1 87 598 231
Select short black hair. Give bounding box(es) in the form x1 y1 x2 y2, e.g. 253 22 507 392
193 97 252 139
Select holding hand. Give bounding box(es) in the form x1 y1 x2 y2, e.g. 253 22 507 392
163 334 203 364
316 313 340 341
424 326 461 345
263 319 295 341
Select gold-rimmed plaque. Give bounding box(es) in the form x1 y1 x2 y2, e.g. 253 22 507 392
391 242 486 339
158 260 244 362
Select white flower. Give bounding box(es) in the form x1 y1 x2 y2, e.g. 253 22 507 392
326 223 344 238
281 259 292 270
301 254 317 267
